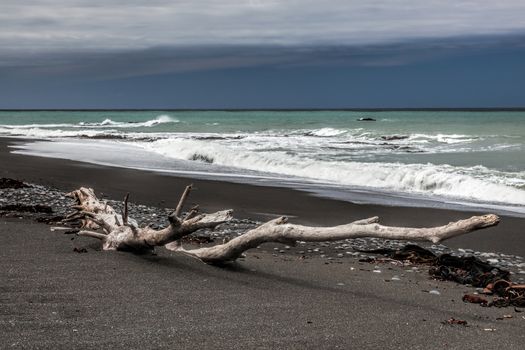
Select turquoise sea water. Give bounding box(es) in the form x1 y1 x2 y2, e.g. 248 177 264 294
1 110 524 212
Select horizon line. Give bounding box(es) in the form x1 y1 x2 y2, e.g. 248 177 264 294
1 107 525 112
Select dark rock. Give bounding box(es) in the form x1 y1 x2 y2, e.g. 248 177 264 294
380 135 409 141
357 117 376 121
190 153 214 163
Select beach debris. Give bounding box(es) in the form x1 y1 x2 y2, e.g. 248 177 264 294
483 328 496 332
358 243 525 308
462 294 488 306
430 255 513 302
444 258 524 307
496 315 513 320
357 244 437 264
59 185 500 264
443 318 468 326
73 247 88 253
51 226 76 232
486 281 525 307
0 178 29 189
429 290 441 295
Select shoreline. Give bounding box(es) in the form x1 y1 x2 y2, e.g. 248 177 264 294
1 137 524 256
10 137 525 218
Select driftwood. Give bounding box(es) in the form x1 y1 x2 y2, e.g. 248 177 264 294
62 186 500 264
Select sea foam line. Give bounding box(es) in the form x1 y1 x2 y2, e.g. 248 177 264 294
0 115 178 130
137 138 525 206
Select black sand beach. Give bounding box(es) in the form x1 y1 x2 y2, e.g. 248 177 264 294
1 138 524 255
1 137 525 349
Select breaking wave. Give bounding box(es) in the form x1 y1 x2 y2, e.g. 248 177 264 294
0 115 178 130
303 128 348 137
0 127 122 139
138 138 525 206
79 115 178 128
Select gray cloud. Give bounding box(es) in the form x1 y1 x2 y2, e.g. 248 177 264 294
1 34 523 82
2 0 525 52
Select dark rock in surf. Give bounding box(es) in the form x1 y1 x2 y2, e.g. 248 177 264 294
381 135 409 141
357 117 376 121
190 153 214 163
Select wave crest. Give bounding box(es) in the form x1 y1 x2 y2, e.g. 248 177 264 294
81 115 179 128
0 115 179 130
138 138 525 206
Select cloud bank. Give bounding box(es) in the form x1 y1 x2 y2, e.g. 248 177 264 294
1 1 524 108
2 0 525 51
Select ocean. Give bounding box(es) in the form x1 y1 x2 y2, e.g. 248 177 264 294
1 110 524 215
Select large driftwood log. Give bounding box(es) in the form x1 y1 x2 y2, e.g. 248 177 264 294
63 186 500 263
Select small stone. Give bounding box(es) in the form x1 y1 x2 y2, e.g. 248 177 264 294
391 275 401 281
429 290 441 295
372 269 382 273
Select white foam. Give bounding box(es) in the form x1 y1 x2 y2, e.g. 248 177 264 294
0 126 121 138
137 138 525 206
79 115 179 128
408 133 478 144
304 127 348 137
0 115 178 130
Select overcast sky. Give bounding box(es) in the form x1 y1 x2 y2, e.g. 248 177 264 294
1 1 524 108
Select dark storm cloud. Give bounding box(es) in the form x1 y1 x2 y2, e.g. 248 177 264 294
1 1 524 108
1 34 524 81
